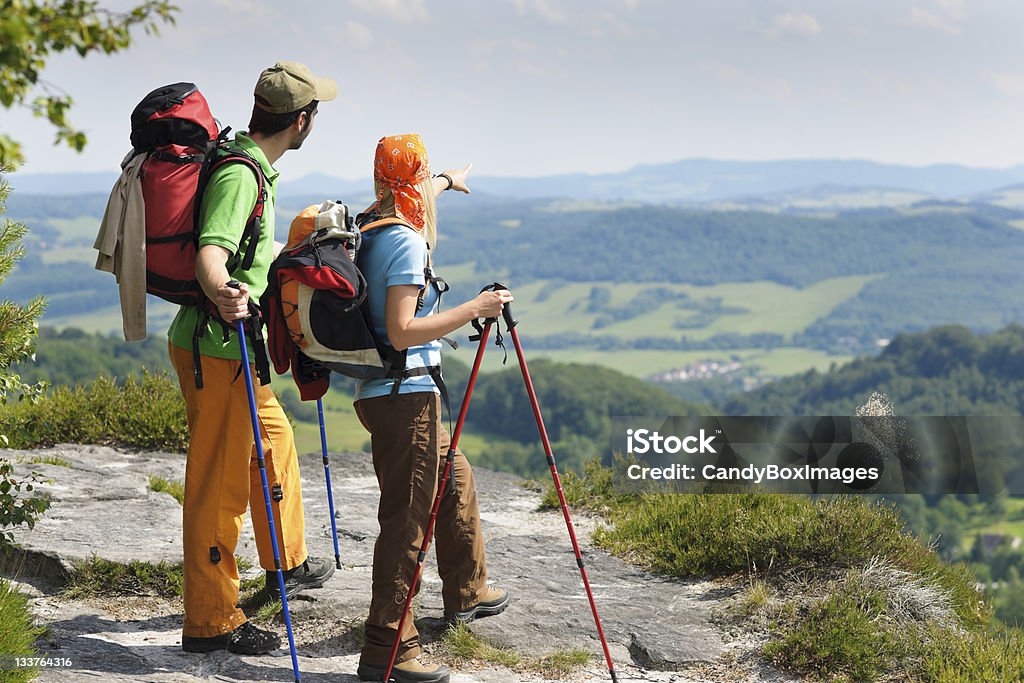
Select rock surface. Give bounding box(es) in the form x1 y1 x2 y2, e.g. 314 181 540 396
3 445 794 682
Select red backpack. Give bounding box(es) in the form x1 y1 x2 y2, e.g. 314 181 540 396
129 82 267 304
110 82 271 388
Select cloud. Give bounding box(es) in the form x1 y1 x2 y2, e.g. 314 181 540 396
910 0 965 35
514 0 569 25
910 7 960 34
767 13 821 39
700 61 796 103
342 21 374 51
212 0 301 35
350 0 428 23
987 71 1024 98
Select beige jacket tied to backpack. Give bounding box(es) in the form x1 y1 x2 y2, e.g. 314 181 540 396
94 152 148 342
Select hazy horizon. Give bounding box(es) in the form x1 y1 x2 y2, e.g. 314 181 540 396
5 0 1024 180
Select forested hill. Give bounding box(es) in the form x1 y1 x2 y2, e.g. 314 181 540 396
724 324 1024 416
9 193 1024 354
435 201 1024 288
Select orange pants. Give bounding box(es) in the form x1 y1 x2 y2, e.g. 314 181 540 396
169 343 308 638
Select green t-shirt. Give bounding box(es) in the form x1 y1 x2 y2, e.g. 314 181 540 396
167 132 279 361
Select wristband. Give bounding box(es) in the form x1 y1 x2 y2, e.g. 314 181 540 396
436 172 454 191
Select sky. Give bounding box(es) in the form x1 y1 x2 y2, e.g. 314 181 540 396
6 0 1024 181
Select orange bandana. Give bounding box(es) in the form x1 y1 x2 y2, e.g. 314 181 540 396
373 134 430 230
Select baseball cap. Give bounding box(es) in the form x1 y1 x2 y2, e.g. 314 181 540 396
254 61 338 114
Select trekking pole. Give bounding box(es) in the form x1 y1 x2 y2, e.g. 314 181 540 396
317 398 343 570
496 287 619 683
383 320 495 683
228 280 301 683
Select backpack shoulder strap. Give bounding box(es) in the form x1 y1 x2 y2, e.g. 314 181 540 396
207 150 268 271
359 216 411 234
358 217 446 312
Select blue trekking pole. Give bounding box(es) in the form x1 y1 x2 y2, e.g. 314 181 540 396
317 398 342 569
228 280 301 682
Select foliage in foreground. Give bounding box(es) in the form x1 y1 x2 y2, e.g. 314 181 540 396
0 458 50 547
0 371 188 451
0 0 177 167
0 174 47 449
0 578 42 683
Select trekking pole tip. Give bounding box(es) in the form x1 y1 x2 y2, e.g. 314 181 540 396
335 555 342 570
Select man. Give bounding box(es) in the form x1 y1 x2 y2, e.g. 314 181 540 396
167 61 338 655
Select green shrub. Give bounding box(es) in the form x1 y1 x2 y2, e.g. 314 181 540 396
553 460 1017 680
0 578 41 682
0 371 188 451
0 458 50 546
920 623 1024 682
764 589 902 681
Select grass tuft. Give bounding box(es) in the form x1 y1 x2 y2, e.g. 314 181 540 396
439 622 591 675
534 649 593 677
441 622 521 667
0 578 42 683
19 454 71 468
253 598 282 624
764 586 903 681
739 579 772 616
62 555 184 599
147 475 185 505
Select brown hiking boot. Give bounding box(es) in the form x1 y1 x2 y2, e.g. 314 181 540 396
444 586 510 624
357 658 450 682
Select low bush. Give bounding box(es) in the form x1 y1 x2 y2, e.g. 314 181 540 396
0 371 188 451
553 459 1017 681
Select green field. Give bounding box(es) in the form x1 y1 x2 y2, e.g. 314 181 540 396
35 233 863 389
473 345 853 378
292 399 370 455
43 216 101 241
42 270 860 384
288 382 522 462
449 270 875 341
46 301 179 336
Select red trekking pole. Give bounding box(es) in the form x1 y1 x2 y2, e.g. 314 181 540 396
498 287 619 683
382 320 495 682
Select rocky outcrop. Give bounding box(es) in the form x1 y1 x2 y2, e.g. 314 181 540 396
4 445 791 682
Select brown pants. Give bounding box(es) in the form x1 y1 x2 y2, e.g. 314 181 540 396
355 391 489 664
169 343 308 638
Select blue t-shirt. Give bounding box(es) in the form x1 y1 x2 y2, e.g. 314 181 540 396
354 224 442 401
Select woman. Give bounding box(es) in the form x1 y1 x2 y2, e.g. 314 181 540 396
354 134 513 683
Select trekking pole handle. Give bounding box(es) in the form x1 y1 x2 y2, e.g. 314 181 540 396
225 279 250 321
481 282 517 330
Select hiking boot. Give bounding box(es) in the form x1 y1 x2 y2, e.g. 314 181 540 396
357 658 450 682
264 555 335 600
444 587 510 624
181 620 281 655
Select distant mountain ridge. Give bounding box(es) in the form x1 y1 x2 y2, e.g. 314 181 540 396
8 158 1024 203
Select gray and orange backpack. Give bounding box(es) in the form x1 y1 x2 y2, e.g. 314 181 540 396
261 201 449 401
